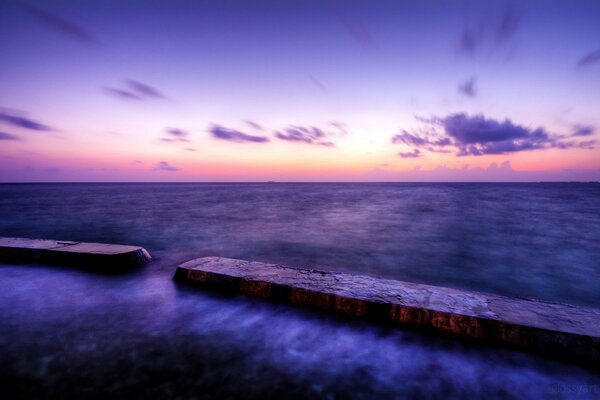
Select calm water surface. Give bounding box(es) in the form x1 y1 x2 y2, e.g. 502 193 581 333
1 183 599 399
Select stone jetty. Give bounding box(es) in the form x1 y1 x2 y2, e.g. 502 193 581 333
175 256 600 365
0 237 151 268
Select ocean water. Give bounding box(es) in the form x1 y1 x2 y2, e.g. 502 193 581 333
0 183 599 399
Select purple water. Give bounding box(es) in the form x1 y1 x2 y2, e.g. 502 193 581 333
1 183 599 398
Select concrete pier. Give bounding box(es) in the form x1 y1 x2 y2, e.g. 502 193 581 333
0 237 151 268
175 257 600 364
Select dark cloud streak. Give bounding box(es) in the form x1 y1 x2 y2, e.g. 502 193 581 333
457 6 520 56
337 14 375 49
104 87 142 100
209 122 345 147
0 132 21 141
23 5 98 45
104 80 167 101
310 76 327 92
570 126 594 137
209 125 269 143
0 110 52 131
275 125 339 147
458 77 477 98
577 50 600 67
398 149 421 158
166 128 188 138
154 161 179 171
126 80 166 99
245 120 264 130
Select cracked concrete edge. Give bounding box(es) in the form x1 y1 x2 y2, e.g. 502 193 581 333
175 256 600 365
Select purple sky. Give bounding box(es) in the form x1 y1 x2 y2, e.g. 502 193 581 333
1 0 599 181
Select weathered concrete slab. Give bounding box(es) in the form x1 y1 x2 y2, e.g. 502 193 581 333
0 237 151 268
175 257 600 365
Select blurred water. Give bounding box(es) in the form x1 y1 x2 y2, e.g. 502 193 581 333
0 183 599 399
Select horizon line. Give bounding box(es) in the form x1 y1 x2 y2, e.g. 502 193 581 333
1 181 599 184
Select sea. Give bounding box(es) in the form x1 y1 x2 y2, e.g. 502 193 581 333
0 183 599 399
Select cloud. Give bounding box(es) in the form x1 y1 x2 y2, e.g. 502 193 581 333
0 110 52 131
309 75 327 91
337 14 375 49
245 120 264 130
208 121 346 147
577 50 600 67
166 128 187 137
104 80 167 101
162 128 189 142
23 4 98 44
458 27 482 54
104 87 142 100
458 76 477 98
126 80 165 99
209 124 269 143
155 161 179 171
391 130 452 149
329 121 349 137
131 160 143 164
185 148 197 152
275 126 337 147
398 149 422 158
392 113 596 157
496 7 519 42
0 132 21 141
458 6 519 56
571 125 595 137
274 122 348 147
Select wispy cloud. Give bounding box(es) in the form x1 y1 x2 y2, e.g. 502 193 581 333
392 130 451 149
329 121 349 136
577 50 600 67
166 128 188 138
458 6 519 56
570 125 595 137
154 161 179 171
392 113 595 157
0 132 21 141
126 80 165 99
104 80 167 101
104 87 142 100
0 110 52 131
458 76 477 98
160 128 189 143
309 75 327 92
275 126 335 147
209 121 345 147
398 149 422 158
337 13 376 49
274 122 347 147
23 4 98 45
209 124 269 143
244 120 264 130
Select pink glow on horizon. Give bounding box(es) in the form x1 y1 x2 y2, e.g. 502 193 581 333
1 0 599 182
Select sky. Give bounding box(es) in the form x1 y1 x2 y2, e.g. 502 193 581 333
1 0 599 182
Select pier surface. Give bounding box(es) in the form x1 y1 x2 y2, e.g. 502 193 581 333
0 237 151 268
175 257 600 364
